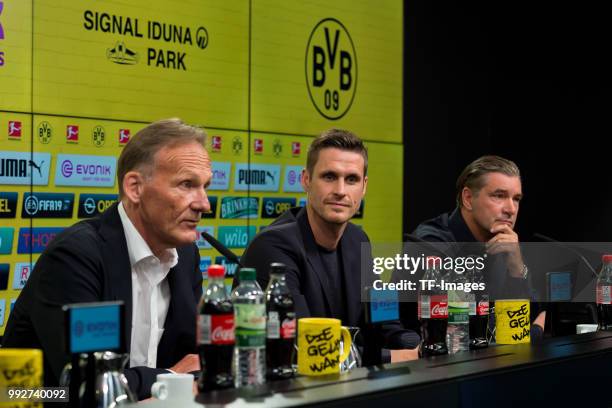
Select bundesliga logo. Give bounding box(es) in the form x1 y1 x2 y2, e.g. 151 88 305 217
211 136 222 152
66 125 79 143
254 138 263 154
292 142 301 156
8 121 21 138
119 129 130 145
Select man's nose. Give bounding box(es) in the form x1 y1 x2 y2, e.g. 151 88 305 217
333 179 347 196
192 188 211 213
504 198 518 215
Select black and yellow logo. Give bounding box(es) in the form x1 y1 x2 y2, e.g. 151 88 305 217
305 18 357 120
92 125 106 147
37 121 52 144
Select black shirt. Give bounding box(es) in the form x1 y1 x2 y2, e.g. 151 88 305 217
317 244 348 324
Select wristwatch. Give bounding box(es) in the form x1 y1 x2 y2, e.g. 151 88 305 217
521 264 529 279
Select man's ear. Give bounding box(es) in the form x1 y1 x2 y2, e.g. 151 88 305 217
122 171 146 204
362 175 368 197
300 168 311 193
462 187 474 210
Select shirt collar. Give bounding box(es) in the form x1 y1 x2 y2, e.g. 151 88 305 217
118 201 178 269
448 207 479 243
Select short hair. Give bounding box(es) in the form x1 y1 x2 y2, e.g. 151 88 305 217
117 118 206 197
456 155 521 207
306 129 368 175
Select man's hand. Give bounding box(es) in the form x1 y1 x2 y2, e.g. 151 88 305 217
390 348 419 363
168 353 200 373
487 224 524 278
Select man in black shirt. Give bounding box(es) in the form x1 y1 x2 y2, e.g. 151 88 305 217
411 155 545 335
237 129 420 362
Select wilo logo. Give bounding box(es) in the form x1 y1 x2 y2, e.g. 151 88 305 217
218 226 256 249
306 18 357 120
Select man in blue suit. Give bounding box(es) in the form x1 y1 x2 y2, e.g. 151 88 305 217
237 129 420 363
3 118 211 399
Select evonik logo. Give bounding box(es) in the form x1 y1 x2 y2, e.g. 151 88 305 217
55 154 116 187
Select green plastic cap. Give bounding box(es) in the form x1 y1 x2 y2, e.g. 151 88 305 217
239 267 256 281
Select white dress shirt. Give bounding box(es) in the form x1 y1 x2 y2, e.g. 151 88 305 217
118 202 178 368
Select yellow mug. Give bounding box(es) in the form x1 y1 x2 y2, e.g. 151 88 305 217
495 299 530 344
0 348 43 407
297 318 352 376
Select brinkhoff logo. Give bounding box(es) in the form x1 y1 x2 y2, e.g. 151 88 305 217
220 197 259 219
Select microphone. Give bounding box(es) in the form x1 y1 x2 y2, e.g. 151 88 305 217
200 231 242 267
533 233 599 279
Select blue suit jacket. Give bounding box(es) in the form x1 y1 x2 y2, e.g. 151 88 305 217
2 203 202 400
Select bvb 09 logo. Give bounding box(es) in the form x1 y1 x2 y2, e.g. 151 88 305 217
305 18 357 120
92 125 105 147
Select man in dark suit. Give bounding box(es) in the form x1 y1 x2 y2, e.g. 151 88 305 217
2 118 211 399
238 129 420 363
409 155 545 336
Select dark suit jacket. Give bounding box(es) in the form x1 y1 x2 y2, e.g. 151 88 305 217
237 207 420 358
2 203 202 400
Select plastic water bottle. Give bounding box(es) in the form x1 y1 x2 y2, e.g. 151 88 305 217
446 267 470 354
231 268 266 387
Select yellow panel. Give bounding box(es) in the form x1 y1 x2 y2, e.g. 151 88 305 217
32 0 249 128
251 0 403 142
354 142 403 242
0 1 33 112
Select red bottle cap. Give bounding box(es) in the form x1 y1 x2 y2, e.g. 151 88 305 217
602 255 612 263
207 264 226 278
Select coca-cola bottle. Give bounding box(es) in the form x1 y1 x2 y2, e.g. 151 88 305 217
265 263 296 379
468 260 489 349
197 264 235 391
596 255 612 330
418 256 448 356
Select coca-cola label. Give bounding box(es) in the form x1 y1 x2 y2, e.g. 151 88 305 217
597 285 612 305
419 294 448 319
280 316 296 339
477 299 490 316
199 313 235 345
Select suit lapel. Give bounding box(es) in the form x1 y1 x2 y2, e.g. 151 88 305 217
297 209 338 317
98 203 134 352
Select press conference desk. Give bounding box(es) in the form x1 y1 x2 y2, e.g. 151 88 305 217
142 331 612 408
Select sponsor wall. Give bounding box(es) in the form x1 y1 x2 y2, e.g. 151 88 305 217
0 0 403 334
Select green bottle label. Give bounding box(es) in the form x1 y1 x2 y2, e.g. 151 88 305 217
235 304 266 347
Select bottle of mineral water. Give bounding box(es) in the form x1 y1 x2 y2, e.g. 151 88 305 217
231 268 266 387
446 267 470 353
